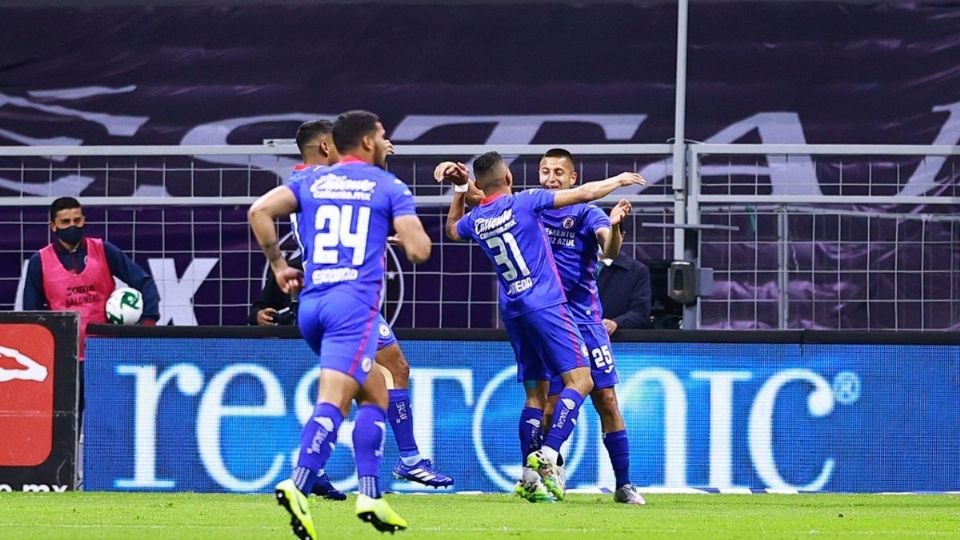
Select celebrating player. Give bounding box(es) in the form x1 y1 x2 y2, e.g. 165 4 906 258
249 110 431 538
440 152 644 502
284 121 453 500
535 148 646 505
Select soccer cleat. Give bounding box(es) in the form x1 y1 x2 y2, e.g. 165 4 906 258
526 450 566 501
514 480 556 503
275 479 318 540
514 467 555 503
310 474 347 501
356 494 409 533
392 459 454 488
613 484 647 505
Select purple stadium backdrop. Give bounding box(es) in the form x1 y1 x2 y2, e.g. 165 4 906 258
0 2 958 327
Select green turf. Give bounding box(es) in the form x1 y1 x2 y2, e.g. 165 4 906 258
0 492 957 539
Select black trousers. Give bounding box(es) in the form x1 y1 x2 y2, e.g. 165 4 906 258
78 361 84 432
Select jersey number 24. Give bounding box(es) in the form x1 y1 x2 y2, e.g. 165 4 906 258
313 205 371 265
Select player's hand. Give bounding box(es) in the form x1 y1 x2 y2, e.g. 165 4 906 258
433 161 456 181
387 235 403 247
602 318 618 336
614 172 646 187
257 308 278 326
273 266 304 295
434 161 469 186
610 199 632 227
385 139 396 155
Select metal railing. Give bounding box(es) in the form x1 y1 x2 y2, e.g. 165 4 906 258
687 144 960 330
1 143 957 330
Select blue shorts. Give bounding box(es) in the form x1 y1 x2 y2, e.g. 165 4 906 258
376 314 397 350
549 322 619 396
505 303 589 383
298 292 380 385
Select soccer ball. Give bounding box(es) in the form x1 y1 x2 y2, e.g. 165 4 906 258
105 287 144 325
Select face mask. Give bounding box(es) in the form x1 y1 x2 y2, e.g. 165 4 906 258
55 225 85 246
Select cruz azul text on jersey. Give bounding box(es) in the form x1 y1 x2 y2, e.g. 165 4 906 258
544 226 575 248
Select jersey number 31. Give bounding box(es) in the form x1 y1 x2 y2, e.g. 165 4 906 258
485 232 530 281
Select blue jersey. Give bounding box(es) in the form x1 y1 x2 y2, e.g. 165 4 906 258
540 203 610 324
287 159 416 309
456 189 567 319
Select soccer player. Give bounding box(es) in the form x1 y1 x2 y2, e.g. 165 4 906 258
279 121 452 500
536 148 646 505
249 110 431 538
440 152 644 501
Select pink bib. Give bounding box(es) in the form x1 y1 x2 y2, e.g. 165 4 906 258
39 237 116 360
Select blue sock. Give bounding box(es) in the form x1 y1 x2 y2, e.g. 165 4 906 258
603 429 631 488
293 402 343 494
519 407 544 464
388 389 421 465
353 404 388 499
543 389 584 455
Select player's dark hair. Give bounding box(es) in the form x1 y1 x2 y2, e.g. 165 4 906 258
50 197 81 221
295 120 333 158
473 151 507 191
543 147 576 166
332 110 380 154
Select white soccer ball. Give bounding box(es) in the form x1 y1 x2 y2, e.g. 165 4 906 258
105 287 144 325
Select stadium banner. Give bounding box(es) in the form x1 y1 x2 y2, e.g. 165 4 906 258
3 2 960 330
0 312 79 492
83 334 960 493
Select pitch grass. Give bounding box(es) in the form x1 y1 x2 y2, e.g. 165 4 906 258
0 492 958 539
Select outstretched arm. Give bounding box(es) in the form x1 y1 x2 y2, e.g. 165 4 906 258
553 172 645 209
